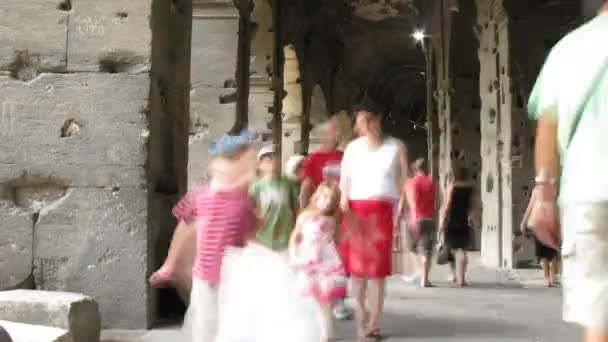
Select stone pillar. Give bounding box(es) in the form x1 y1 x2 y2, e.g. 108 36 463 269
0 0 192 328
435 0 482 249
477 0 579 268
281 45 303 161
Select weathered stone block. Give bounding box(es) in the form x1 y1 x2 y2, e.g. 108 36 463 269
0 320 73 342
67 0 152 72
0 290 99 342
0 73 148 188
28 187 147 328
0 1 67 76
0 205 33 290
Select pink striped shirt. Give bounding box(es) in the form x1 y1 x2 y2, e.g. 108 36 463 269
173 185 255 285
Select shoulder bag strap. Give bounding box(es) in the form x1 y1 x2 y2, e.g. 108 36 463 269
566 58 608 148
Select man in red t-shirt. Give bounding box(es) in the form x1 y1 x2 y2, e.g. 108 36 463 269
300 117 344 207
397 158 437 288
300 117 353 320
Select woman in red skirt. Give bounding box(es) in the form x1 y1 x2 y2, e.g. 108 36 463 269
340 99 409 340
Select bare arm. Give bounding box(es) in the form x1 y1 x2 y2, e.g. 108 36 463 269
396 189 406 220
467 188 482 228
398 142 409 187
519 188 538 231
339 146 351 213
438 185 454 231
299 178 313 209
535 115 560 200
288 214 304 253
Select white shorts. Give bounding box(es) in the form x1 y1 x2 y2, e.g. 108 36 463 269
182 278 219 342
561 203 608 331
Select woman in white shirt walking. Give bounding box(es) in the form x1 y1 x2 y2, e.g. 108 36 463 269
340 99 409 340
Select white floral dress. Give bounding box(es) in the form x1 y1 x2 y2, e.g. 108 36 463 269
292 214 347 304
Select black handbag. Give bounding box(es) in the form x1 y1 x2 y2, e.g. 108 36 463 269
436 239 451 265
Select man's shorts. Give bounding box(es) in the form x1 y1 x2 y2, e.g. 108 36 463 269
406 218 435 257
561 202 608 331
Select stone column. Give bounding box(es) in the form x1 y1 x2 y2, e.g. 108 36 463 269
477 0 580 268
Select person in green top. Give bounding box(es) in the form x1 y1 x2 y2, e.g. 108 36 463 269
528 2 608 341
250 144 300 251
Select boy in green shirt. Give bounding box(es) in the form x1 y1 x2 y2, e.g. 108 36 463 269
250 144 300 251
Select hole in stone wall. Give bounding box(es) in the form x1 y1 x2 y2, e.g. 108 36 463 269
0 175 68 211
486 174 494 192
98 50 144 73
60 119 81 138
7 51 41 82
472 172 478 181
57 0 72 11
219 91 237 104
475 124 481 133
223 78 236 88
489 109 497 123
112 186 121 193
116 12 128 19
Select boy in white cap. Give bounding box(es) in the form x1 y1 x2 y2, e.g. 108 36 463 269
250 144 300 252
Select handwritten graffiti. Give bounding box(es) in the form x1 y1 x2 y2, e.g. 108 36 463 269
0 27 16 41
75 15 127 37
0 97 17 137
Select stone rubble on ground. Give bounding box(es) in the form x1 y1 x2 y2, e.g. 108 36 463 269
0 290 100 342
0 320 73 342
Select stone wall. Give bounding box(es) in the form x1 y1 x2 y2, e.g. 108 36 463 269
0 0 192 328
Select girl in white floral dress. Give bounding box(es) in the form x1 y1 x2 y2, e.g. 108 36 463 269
289 182 347 342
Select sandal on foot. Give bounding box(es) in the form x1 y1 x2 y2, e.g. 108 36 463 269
365 328 383 340
148 267 175 288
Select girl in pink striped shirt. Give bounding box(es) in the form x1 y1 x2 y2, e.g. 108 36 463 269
154 131 259 342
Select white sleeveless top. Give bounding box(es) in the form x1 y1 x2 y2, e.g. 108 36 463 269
341 136 403 201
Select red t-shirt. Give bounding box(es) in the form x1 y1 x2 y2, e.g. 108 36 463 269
406 173 436 220
303 150 344 188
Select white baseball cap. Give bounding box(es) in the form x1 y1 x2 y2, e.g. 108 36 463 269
257 144 275 160
285 155 306 179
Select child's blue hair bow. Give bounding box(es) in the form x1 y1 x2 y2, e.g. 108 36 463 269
208 129 257 156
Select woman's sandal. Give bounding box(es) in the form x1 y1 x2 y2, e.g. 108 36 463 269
365 328 384 341
148 267 175 288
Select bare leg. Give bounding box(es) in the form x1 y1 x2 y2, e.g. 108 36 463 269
367 278 386 332
448 260 457 283
319 303 335 342
351 276 368 337
456 250 468 287
420 255 433 287
149 220 195 290
585 328 608 342
549 259 559 285
541 259 551 287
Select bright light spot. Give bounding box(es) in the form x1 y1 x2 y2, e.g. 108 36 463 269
412 30 425 42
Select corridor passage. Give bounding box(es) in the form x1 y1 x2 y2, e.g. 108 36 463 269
102 254 578 342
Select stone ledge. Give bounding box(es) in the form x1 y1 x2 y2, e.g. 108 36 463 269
0 290 100 342
0 320 73 342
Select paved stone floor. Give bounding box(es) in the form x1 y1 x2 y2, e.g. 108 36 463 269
102 254 580 341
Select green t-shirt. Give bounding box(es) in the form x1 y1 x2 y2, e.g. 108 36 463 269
528 13 608 205
249 177 299 250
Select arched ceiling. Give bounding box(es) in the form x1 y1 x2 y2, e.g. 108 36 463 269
277 0 439 148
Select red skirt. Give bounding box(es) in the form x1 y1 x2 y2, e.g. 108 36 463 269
340 199 394 278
